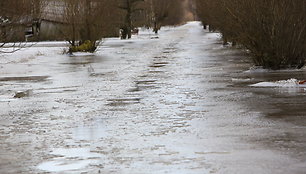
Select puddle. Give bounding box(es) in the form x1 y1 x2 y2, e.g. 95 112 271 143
60 62 93 65
153 56 167 59
162 47 177 54
106 98 142 106
163 51 172 53
137 85 159 90
36 86 79 94
0 76 49 82
148 70 164 74
38 160 93 173
73 123 108 141
153 62 169 65
149 64 166 68
37 122 108 173
89 73 107 77
135 80 157 84
37 148 102 173
195 151 231 155
60 56 103 65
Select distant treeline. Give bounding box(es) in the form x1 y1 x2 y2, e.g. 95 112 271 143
195 0 306 69
0 0 188 40
1 0 191 52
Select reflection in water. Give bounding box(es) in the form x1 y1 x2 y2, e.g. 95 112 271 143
0 76 49 82
37 148 102 173
63 55 104 65
38 121 108 173
72 121 108 141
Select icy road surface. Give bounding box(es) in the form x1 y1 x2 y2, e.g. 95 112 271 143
0 22 306 174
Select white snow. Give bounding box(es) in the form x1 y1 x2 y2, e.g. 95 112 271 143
231 78 253 82
250 78 306 87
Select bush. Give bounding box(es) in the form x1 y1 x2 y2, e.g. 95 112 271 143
69 40 97 53
196 0 306 69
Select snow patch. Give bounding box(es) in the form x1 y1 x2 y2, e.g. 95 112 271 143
232 78 253 82
250 79 306 87
69 52 95 57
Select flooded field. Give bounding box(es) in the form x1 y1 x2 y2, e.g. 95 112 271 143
0 22 305 174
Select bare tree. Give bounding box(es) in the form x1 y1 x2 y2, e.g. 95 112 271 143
59 0 119 53
114 0 187 37
148 0 184 34
0 0 44 53
117 0 145 39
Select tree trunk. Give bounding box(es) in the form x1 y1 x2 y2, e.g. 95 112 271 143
153 21 158 34
126 0 132 39
85 0 91 41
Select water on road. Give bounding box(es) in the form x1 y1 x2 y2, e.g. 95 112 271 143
0 22 306 174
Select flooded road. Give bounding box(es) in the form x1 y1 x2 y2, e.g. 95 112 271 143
0 22 306 174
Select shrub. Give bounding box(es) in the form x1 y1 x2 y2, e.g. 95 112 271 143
69 40 96 53
196 0 306 69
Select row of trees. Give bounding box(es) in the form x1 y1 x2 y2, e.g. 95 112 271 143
63 0 186 52
1 0 187 53
196 0 306 69
114 0 185 39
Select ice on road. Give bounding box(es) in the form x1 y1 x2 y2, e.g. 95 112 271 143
0 22 306 174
